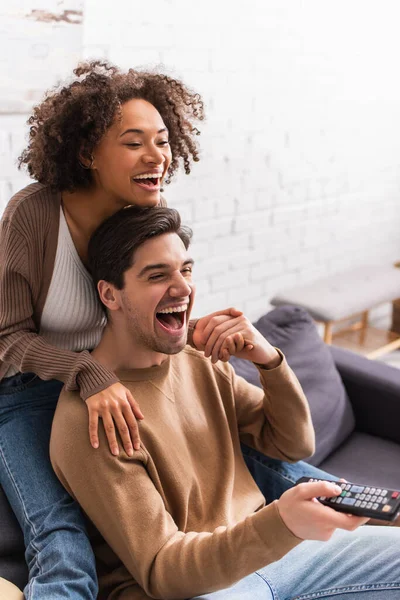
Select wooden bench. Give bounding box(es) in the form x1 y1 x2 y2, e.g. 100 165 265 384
270 265 400 359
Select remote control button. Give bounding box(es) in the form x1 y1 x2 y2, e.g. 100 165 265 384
319 496 326 501
361 501 367 508
370 488 376 494
355 500 361 507
392 492 399 499
350 485 364 494
365 487 370 493
330 497 337 503
360 494 365 500
340 491 347 497
345 484 351 491
336 497 343 504
382 505 392 513
342 497 356 506
366 502 372 509
373 503 379 510
381 490 387 496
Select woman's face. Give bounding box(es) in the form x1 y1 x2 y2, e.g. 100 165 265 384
91 98 172 207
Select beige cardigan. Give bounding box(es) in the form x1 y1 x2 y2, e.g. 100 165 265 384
0 183 177 400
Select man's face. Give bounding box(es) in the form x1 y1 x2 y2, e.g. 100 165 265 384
117 232 195 355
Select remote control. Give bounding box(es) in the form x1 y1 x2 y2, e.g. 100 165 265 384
296 477 400 521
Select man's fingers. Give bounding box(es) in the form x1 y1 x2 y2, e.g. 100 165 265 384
216 333 244 362
297 481 342 501
88 410 100 449
102 413 119 456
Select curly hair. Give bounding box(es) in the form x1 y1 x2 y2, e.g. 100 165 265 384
18 60 205 191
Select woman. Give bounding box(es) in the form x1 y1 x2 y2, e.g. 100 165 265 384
0 60 208 600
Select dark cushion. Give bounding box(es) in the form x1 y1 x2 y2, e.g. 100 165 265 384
0 486 27 589
319 432 400 489
230 305 355 465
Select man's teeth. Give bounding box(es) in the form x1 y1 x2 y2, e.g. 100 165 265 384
134 173 161 180
158 305 188 314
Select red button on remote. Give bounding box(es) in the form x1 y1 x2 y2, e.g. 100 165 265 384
392 492 399 499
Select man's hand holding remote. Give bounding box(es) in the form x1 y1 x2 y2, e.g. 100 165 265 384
277 480 369 541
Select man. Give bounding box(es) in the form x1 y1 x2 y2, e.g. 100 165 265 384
50 206 400 600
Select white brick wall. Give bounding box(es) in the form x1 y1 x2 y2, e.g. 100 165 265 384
2 0 400 320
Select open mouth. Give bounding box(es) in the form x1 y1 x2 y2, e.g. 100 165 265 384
132 174 161 191
155 305 187 333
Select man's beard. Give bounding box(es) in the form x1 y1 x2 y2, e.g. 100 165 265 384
125 304 188 355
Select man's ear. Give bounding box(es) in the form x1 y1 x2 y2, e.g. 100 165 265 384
97 280 121 312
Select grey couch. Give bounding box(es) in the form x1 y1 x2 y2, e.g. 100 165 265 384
1 305 400 590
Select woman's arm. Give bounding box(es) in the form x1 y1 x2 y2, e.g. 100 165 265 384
0 218 141 453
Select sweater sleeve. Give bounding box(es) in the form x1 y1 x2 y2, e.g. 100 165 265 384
50 400 301 600
228 353 315 461
0 220 118 399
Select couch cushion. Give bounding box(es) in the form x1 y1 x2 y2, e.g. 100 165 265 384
0 486 28 590
319 431 400 489
230 305 355 465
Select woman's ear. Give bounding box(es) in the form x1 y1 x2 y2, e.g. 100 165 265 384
97 280 120 312
78 147 94 170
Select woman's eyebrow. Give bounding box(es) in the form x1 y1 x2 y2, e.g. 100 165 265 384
120 127 168 137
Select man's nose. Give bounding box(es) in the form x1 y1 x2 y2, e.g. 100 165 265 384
170 275 192 297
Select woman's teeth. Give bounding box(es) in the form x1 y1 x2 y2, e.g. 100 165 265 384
133 173 161 180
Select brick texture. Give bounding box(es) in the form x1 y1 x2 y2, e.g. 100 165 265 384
2 0 400 320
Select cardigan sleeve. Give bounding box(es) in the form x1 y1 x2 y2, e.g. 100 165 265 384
0 217 118 400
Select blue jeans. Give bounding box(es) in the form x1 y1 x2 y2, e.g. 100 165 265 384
193 448 400 598
0 373 97 600
192 526 400 599
241 443 337 502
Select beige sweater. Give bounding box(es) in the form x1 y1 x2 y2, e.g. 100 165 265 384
50 346 315 600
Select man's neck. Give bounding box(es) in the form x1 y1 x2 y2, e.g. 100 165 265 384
92 324 168 371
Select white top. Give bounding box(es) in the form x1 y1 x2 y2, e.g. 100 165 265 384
6 207 106 377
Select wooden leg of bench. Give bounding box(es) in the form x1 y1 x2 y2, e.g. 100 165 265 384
324 322 333 344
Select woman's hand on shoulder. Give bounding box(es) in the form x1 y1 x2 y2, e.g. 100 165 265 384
85 383 144 456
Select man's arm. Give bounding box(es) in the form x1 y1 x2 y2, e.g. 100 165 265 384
196 311 316 461
229 354 315 461
50 395 300 600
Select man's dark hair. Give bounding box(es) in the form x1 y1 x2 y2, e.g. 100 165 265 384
88 206 193 291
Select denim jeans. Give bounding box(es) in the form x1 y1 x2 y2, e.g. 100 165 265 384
193 448 400 599
241 443 338 502
0 373 97 600
192 526 400 599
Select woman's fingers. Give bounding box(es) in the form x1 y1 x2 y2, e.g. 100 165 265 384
88 409 100 450
102 412 119 456
126 390 144 421
204 317 244 358
121 401 141 452
85 384 144 455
